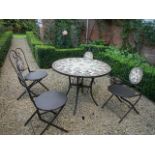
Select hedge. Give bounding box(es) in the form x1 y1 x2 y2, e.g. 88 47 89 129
94 48 155 101
0 31 13 67
80 44 107 52
26 31 155 101
35 45 84 68
26 31 43 57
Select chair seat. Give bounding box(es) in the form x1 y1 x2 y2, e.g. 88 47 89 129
25 70 48 81
35 91 67 111
108 84 138 98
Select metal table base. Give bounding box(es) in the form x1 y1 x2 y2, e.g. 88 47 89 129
66 76 98 115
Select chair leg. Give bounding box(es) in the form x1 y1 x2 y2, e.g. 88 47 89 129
38 81 49 90
40 124 50 135
39 106 68 134
120 97 140 114
17 90 26 100
119 95 141 123
116 95 123 103
40 123 68 135
25 110 37 126
101 94 113 108
119 107 133 123
29 90 38 97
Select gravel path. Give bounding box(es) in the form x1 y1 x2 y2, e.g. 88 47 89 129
0 36 155 135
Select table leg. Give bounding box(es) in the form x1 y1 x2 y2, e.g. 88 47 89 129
73 77 80 115
89 78 98 106
66 76 71 95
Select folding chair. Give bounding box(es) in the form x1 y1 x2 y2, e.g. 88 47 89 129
9 48 49 100
102 66 143 123
12 59 68 134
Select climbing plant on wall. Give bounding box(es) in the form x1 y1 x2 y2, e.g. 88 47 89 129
43 19 85 48
121 19 155 52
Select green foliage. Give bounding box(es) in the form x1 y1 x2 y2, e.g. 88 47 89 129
0 31 13 67
35 45 56 68
121 20 155 51
0 21 5 37
140 21 155 46
91 40 105 45
80 44 107 52
35 45 84 68
121 20 142 52
43 19 84 48
1 19 37 33
94 47 155 101
26 31 155 101
26 31 43 57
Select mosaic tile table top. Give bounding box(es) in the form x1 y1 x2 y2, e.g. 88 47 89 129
52 58 111 78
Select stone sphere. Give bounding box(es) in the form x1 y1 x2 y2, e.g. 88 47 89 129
62 30 68 36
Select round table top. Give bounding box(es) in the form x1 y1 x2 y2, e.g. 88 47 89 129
52 58 111 78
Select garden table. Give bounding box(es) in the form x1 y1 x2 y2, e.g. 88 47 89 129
52 58 111 115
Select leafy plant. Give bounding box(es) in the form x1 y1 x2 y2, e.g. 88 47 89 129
43 19 84 48
1 19 37 34
0 31 13 67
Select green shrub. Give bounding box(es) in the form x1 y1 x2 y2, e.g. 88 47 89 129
80 44 107 52
2 20 37 33
26 31 43 57
35 45 84 68
26 31 155 101
91 40 105 45
94 49 155 101
0 31 13 67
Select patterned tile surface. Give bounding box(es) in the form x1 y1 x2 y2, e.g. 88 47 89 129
52 58 111 77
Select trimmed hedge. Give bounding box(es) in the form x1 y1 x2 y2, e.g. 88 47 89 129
35 45 84 68
26 31 155 101
26 31 43 57
0 31 13 67
94 48 155 101
26 31 85 68
80 44 107 52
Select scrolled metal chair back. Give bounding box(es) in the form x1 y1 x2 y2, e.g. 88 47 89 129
9 50 26 86
15 48 30 72
129 67 143 85
9 49 20 74
84 51 93 60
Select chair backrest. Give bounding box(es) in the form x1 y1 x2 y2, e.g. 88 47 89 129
83 51 93 60
9 49 21 74
15 48 30 72
9 49 37 107
129 67 143 85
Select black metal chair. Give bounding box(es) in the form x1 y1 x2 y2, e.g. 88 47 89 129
9 48 49 100
102 66 143 123
11 56 68 134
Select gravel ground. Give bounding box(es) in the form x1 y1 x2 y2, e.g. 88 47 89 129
0 36 155 135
